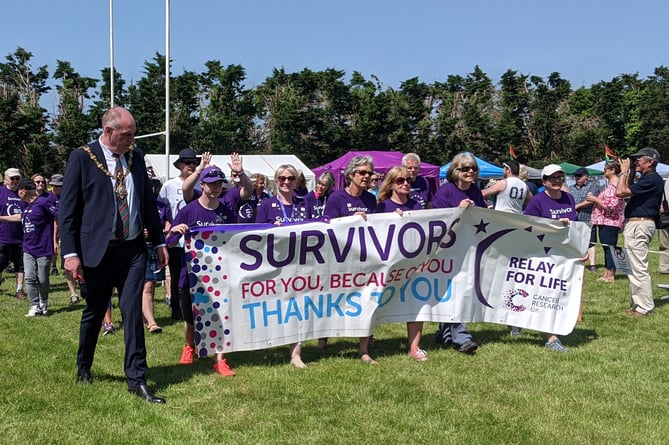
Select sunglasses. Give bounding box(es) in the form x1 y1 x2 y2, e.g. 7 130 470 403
545 175 565 182
182 159 197 166
355 170 372 177
9 177 20 181
457 166 479 173
278 175 296 182
34 180 46 184
370 177 378 182
394 177 410 185
204 170 226 179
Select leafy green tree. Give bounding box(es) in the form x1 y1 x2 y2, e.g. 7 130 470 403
637 66 669 153
0 47 51 175
127 53 168 154
193 61 255 154
51 60 98 172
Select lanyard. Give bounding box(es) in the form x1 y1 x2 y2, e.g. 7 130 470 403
277 197 295 221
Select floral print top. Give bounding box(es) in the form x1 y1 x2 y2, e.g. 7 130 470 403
591 181 625 229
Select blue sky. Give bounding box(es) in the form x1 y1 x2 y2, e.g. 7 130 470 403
2 0 668 112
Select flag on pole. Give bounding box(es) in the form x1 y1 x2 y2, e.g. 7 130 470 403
509 145 517 160
605 145 616 160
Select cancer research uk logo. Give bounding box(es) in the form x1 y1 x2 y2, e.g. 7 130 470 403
503 288 529 312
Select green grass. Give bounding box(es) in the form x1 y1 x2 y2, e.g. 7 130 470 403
2 241 669 445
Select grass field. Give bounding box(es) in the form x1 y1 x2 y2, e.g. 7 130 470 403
2 240 669 445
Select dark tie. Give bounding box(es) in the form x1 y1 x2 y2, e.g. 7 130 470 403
113 154 129 240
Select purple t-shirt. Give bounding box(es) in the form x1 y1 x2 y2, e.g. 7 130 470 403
22 195 58 257
46 191 60 209
376 197 423 213
237 189 269 223
0 186 27 244
157 199 172 225
430 182 486 209
324 189 377 218
303 190 330 220
524 191 577 221
192 186 245 222
169 199 236 287
409 176 433 208
255 195 313 224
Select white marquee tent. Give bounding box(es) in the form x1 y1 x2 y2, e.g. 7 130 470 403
144 154 316 190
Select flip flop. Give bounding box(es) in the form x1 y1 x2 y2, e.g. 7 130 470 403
358 352 378 365
148 324 163 334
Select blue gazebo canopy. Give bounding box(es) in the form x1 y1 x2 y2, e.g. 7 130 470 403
440 154 504 179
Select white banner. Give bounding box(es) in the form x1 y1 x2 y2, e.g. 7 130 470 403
184 207 589 354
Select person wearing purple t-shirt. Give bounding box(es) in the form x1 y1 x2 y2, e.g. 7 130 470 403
402 152 433 208
431 152 481 354
522 164 579 352
255 164 314 368
182 151 253 221
10 180 57 316
321 154 378 364
375 166 427 362
0 168 27 300
167 165 238 378
304 171 334 220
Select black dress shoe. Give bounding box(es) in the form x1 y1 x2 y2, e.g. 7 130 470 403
129 384 166 404
77 369 93 384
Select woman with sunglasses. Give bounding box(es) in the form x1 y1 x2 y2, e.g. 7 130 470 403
430 152 483 354
376 166 428 361
321 155 378 364
523 164 578 352
255 164 313 368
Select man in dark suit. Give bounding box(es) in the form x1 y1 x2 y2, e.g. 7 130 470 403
59 107 169 404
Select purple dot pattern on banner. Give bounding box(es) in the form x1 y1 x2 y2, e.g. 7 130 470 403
187 230 233 356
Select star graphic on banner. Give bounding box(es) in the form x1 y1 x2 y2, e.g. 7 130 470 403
474 219 489 234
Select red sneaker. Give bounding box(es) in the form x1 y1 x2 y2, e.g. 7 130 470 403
179 345 196 365
212 358 236 377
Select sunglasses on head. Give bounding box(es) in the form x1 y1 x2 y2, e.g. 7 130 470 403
394 177 409 185
355 170 372 177
278 175 296 182
458 166 478 173
204 170 225 179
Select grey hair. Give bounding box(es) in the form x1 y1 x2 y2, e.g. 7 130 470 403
344 155 375 186
402 152 421 165
446 152 479 183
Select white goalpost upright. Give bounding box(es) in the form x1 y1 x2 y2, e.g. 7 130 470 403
109 0 172 179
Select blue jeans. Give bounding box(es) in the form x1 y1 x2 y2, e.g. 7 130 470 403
23 253 51 306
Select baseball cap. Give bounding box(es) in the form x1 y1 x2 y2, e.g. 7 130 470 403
17 178 36 190
199 166 228 183
573 167 589 177
50 174 64 186
541 164 565 177
5 168 21 178
629 147 660 161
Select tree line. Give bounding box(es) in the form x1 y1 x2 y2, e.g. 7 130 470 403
1 46 668 177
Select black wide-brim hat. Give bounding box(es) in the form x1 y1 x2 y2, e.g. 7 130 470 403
173 148 200 168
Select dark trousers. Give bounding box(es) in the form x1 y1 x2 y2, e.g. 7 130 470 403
597 225 620 271
168 246 184 319
77 238 147 389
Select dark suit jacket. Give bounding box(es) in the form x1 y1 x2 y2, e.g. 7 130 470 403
59 140 164 268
